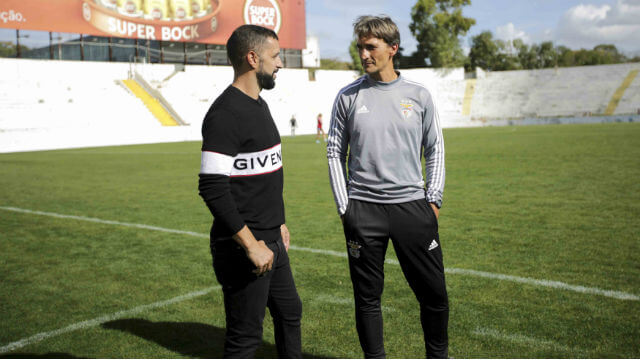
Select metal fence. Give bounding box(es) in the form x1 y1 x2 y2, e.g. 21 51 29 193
0 29 302 67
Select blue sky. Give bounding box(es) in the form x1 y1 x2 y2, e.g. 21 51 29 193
306 0 640 61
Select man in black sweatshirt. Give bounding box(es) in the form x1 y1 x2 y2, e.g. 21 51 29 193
198 25 302 358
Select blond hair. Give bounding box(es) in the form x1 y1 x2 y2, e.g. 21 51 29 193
353 15 400 46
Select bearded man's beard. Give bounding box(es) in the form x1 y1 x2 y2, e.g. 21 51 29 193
257 63 276 90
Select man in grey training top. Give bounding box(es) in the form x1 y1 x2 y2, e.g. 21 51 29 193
327 15 448 358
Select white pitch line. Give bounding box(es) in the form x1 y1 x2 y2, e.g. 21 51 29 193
1 205 638 354
314 294 353 306
446 268 639 301
296 251 638 301
0 286 220 355
288 245 347 258
59 152 196 155
0 206 207 238
313 294 395 312
1 206 638 302
472 327 587 355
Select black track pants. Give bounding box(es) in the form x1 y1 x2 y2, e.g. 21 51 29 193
342 199 449 359
212 236 302 358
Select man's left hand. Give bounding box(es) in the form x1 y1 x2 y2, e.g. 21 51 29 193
281 224 290 252
430 203 440 219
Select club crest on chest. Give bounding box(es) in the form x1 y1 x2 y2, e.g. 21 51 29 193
400 99 414 119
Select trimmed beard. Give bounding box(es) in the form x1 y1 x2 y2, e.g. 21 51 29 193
257 63 276 90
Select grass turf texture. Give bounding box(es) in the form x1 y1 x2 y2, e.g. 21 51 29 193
1 123 639 358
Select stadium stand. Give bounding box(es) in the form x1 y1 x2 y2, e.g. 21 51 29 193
470 63 640 119
0 58 193 152
309 69 361 130
608 69 640 115
1 58 638 153
401 68 469 126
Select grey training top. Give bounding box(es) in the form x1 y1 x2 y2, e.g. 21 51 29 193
327 73 445 215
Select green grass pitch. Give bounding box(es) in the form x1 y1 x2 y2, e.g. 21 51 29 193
1 123 639 358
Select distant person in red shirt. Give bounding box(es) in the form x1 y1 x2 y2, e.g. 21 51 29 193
316 113 327 143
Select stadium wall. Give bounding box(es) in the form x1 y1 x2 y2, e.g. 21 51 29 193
1 58 639 153
470 63 640 119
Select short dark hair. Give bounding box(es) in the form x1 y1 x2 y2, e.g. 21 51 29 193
226 25 279 69
353 15 400 47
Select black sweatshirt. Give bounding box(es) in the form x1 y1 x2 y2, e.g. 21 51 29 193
198 86 284 241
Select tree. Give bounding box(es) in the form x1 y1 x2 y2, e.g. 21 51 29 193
593 44 625 64
556 45 575 67
494 40 521 70
468 31 498 70
349 39 363 74
465 29 635 71
514 40 537 69
573 48 599 66
468 32 520 71
319 58 352 70
0 41 29 58
394 46 427 69
537 41 557 68
409 0 475 68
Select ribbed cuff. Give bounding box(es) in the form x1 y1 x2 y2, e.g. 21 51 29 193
426 197 442 209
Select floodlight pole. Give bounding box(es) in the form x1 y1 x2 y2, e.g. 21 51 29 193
108 37 113 62
49 32 54 59
16 30 21 58
80 34 84 61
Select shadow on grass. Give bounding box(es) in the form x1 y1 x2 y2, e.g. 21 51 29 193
102 318 330 358
0 353 76 358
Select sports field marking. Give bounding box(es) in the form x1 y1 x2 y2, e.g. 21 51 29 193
60 151 197 155
445 268 640 300
314 294 395 313
293 249 639 300
0 286 220 355
0 206 206 238
1 205 638 302
472 327 587 356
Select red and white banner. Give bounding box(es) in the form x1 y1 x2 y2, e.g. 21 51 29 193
0 0 306 49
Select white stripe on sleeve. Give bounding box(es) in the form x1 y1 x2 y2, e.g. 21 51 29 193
328 157 348 214
327 87 354 215
424 100 445 205
200 151 234 176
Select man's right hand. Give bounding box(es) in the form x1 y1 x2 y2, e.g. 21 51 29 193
233 226 274 276
246 240 274 276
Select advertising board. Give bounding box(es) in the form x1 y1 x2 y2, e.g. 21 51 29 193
0 0 306 49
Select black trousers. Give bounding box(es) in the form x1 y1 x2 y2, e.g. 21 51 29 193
343 199 449 359
212 233 302 358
